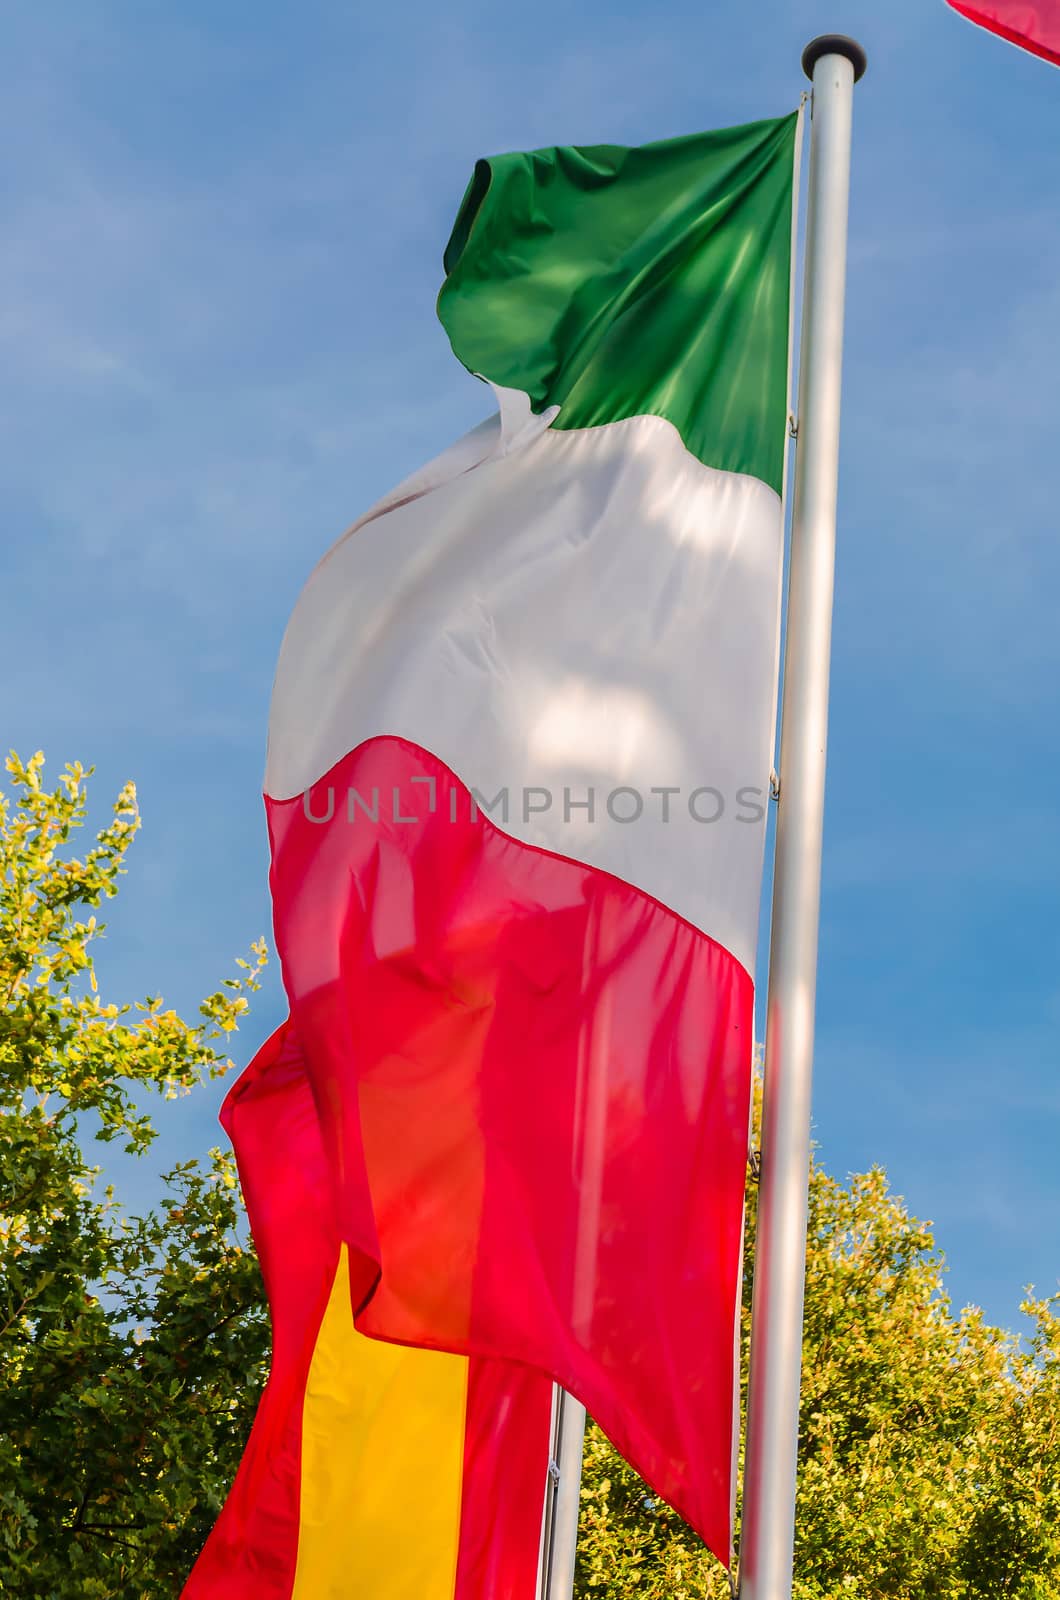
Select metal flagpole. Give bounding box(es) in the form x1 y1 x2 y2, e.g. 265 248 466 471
738 35 866 1600
541 1388 587 1600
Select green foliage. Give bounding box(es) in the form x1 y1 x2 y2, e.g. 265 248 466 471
0 753 269 1597
577 1077 1060 1598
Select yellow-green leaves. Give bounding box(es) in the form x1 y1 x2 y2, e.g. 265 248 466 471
576 1079 1060 1599
0 754 271 1596
0 753 267 1152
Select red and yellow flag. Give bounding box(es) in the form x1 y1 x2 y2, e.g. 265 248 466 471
184 1024 552 1600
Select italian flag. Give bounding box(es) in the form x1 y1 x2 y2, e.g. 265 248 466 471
185 109 799 1600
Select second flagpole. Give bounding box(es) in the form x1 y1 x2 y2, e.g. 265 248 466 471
738 34 865 1600
542 1388 586 1600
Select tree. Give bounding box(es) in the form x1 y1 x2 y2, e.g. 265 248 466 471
0 752 269 1598
577 1076 1060 1599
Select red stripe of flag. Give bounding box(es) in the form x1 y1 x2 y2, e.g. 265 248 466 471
263 733 752 1559
454 1363 553 1600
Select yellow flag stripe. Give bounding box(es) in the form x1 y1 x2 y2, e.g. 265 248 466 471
291 1245 470 1600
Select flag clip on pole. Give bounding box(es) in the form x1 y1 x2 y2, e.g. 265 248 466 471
738 35 865 1600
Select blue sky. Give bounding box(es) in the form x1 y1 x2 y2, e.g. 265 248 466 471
3 0 1058 1332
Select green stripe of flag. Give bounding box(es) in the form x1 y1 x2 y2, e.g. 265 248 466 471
438 111 797 494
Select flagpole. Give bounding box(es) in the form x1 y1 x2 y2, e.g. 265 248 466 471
738 35 865 1600
542 1387 587 1600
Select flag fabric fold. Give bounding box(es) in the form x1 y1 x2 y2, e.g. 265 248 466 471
945 0 1060 65
185 109 800 1598
185 1023 552 1600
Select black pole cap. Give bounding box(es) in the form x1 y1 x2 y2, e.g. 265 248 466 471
801 34 868 82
